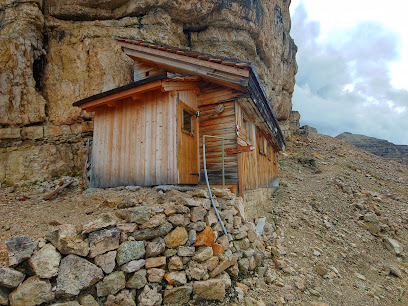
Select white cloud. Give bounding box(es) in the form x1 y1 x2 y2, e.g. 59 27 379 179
290 2 408 145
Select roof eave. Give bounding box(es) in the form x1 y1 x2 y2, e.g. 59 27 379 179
247 65 286 150
72 73 169 108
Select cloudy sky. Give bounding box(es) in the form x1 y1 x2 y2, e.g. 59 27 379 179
289 0 408 145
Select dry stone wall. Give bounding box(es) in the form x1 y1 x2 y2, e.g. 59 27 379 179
0 0 297 184
0 187 274 305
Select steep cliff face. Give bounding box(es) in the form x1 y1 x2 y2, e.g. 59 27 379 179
336 132 408 166
0 0 297 184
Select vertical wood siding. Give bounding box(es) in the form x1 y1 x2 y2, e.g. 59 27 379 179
198 100 238 185
236 103 278 193
92 90 177 187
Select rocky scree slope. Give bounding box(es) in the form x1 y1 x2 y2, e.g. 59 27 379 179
248 133 408 305
1 133 407 305
0 0 297 185
336 132 408 166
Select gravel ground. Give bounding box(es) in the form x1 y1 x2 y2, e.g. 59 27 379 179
1 133 407 305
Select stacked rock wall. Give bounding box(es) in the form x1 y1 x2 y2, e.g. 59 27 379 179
0 0 297 184
0 188 272 305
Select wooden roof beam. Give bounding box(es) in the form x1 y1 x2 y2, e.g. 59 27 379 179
77 80 162 110
118 41 250 78
123 48 248 92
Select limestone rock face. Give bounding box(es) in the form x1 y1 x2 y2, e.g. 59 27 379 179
336 132 408 166
0 0 297 184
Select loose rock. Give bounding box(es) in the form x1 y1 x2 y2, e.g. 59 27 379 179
78 294 99 306
168 256 183 271
0 266 25 288
115 206 151 224
82 213 117 234
88 227 120 258
94 250 117 274
96 271 126 297
147 268 165 283
6 236 35 266
195 226 215 247
116 241 145 266
145 256 166 269
164 227 188 248
120 259 145 273
164 271 187 286
384 237 404 255
29 244 61 278
126 269 147 289
193 246 213 262
46 224 89 257
56 255 103 296
138 284 162 306
146 238 166 257
9 276 54 306
163 285 193 304
131 222 173 240
193 279 226 301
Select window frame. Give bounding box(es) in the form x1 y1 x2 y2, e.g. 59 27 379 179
182 108 194 136
243 117 251 145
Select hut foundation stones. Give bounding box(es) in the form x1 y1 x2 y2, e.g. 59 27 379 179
0 188 270 305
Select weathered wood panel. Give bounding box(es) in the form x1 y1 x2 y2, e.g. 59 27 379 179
235 102 278 195
91 90 177 187
176 90 199 184
198 98 238 185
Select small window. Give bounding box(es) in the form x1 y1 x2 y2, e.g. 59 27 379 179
259 135 267 156
243 118 251 144
182 109 193 134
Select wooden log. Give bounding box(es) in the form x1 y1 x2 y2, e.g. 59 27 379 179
43 181 73 201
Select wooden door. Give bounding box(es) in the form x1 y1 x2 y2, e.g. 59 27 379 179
177 97 199 184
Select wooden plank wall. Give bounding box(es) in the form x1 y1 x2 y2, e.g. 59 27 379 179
198 85 238 185
92 89 177 187
236 103 278 192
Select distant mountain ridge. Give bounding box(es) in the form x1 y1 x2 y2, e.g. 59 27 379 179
336 132 408 166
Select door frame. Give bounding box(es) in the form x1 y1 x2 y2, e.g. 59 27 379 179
176 94 200 184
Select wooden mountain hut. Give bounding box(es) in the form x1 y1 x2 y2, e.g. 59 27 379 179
73 38 285 197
